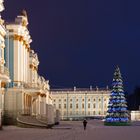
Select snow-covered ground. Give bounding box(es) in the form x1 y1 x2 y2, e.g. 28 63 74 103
0 120 140 140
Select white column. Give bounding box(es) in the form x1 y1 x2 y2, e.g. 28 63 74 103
27 50 29 83
23 43 25 82
25 48 27 82
14 40 20 81
20 41 23 81
44 96 46 114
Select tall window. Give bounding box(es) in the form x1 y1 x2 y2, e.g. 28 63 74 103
88 103 90 108
59 104 61 109
64 104 66 109
82 104 84 109
70 104 72 108
93 103 96 108
76 104 78 109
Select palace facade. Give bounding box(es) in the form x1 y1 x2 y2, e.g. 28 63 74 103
0 0 55 125
51 87 110 120
0 0 10 116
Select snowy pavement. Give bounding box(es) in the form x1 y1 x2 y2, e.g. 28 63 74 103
0 120 140 140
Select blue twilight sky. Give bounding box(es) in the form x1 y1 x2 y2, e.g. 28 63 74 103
2 0 140 93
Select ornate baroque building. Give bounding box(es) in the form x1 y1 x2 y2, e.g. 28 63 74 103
0 0 10 116
3 11 54 124
51 87 110 120
0 0 55 125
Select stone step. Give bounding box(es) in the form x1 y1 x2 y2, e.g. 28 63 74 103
17 115 48 128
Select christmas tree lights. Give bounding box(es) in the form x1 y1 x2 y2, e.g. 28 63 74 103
105 66 129 125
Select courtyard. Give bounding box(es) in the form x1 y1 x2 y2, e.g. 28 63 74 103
0 120 140 140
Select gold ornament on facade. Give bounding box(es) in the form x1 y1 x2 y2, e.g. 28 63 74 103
14 34 20 41
37 92 41 96
27 47 30 52
22 20 27 27
14 35 30 50
34 66 38 71
1 82 6 88
29 64 34 69
23 40 26 46
25 44 29 50
19 36 24 42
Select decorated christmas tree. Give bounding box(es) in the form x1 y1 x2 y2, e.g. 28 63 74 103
105 66 129 125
